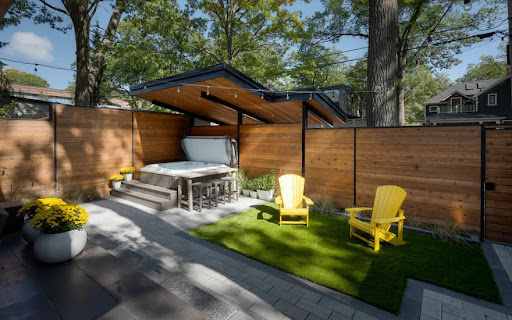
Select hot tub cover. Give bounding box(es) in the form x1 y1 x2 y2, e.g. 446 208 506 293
181 136 237 167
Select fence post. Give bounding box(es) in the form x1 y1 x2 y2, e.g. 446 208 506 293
237 111 242 167
302 103 308 177
53 104 57 191
353 127 357 207
480 125 486 242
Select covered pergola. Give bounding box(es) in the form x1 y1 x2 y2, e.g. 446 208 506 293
129 63 348 127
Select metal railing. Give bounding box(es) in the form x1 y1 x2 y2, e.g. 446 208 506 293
439 104 477 113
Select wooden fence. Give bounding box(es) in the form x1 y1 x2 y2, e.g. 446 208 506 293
0 104 189 199
2 110 512 243
193 123 512 242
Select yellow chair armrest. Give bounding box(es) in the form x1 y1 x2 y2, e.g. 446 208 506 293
345 207 373 219
275 196 283 207
398 209 405 217
303 196 314 207
373 216 405 224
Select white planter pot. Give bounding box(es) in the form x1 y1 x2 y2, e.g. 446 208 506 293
123 173 133 181
242 189 250 196
21 218 40 244
33 229 87 263
112 180 122 189
249 191 258 199
257 190 274 201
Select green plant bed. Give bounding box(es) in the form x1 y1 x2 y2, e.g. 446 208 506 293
189 203 501 313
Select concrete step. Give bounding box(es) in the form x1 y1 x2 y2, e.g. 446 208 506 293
122 180 176 198
111 187 176 211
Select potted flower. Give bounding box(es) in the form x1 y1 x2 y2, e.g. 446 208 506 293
246 179 259 199
256 170 278 201
236 169 250 196
120 166 135 181
31 202 89 263
109 174 124 189
17 198 67 244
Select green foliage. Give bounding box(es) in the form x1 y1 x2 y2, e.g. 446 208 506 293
0 100 15 119
253 170 278 191
458 55 507 82
404 65 451 124
236 169 249 190
190 203 501 313
3 68 49 88
0 0 34 47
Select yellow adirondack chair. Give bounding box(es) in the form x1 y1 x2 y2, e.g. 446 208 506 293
275 174 314 226
347 185 407 251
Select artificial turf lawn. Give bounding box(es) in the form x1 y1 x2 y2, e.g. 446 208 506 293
189 203 502 313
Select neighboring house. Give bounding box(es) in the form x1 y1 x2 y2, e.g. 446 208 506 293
422 78 511 125
321 84 361 119
8 84 131 108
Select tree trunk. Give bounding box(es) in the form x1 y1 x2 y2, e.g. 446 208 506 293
396 55 406 126
68 3 93 107
366 0 398 127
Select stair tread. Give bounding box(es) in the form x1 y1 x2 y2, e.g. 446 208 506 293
112 188 174 204
122 180 176 194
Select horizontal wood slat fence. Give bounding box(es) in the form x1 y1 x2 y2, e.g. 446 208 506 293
193 124 512 244
2 109 511 243
0 104 189 199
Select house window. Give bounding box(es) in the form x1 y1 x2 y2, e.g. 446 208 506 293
477 82 486 89
450 97 462 106
488 93 497 106
429 105 439 113
465 83 474 90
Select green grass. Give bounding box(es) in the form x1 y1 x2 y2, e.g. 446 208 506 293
189 203 502 313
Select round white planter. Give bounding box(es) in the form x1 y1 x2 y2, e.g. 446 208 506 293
242 189 250 196
112 180 122 189
257 190 274 201
21 218 40 244
33 229 87 263
123 173 133 181
249 190 258 198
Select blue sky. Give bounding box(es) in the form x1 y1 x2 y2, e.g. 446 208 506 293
0 0 506 90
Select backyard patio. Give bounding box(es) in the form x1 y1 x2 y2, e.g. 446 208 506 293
1 196 512 320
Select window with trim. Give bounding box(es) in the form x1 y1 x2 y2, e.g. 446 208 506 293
488 93 497 106
450 97 462 106
429 105 439 113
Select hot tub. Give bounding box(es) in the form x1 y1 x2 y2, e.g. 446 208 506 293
140 136 237 189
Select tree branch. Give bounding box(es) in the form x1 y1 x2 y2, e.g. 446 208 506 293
39 0 69 16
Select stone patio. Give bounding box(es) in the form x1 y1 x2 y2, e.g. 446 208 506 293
1 196 512 320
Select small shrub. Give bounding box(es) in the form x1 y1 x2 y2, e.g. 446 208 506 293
312 195 339 214
63 186 102 203
120 166 135 174
109 174 124 181
236 169 249 189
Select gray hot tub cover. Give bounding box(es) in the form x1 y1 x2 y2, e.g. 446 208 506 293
181 136 238 167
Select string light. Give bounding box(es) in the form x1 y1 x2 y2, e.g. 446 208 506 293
206 86 209 95
309 93 312 100
177 85 180 93
260 91 264 99
34 64 38 74
286 92 289 100
234 90 238 98
463 0 471 11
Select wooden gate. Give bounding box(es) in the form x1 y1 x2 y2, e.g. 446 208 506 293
485 126 512 244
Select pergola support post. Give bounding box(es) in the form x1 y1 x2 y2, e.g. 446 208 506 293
237 111 242 167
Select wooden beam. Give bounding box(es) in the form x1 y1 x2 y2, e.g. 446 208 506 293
304 102 334 127
151 100 229 125
200 91 270 123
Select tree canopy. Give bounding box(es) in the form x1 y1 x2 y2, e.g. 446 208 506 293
458 55 507 82
4 68 50 88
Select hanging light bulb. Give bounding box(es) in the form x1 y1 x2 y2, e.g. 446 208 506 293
207 86 210 95
260 91 264 99
177 85 180 93
143 85 147 90
309 93 312 100
34 64 38 74
234 90 238 98
463 0 471 11
286 91 289 100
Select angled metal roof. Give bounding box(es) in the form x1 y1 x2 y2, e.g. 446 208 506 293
424 79 501 105
130 63 348 126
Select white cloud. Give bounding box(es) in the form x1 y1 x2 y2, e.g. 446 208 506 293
4 32 54 62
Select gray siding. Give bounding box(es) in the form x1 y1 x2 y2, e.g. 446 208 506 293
478 77 512 119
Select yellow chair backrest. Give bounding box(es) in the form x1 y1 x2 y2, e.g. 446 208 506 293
371 185 407 230
278 174 305 209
